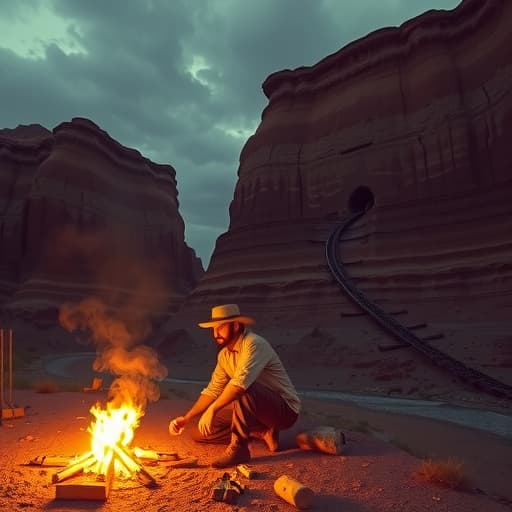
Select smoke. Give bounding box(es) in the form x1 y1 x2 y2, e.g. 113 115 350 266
57 225 170 411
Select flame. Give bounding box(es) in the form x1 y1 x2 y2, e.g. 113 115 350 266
88 401 143 475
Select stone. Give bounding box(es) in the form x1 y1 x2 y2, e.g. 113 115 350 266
0 118 203 321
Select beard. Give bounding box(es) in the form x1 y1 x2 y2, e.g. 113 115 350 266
215 337 231 349
215 323 239 349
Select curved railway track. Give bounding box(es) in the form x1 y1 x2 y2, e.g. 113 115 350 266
326 211 512 400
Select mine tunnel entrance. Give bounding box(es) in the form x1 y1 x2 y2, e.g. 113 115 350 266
348 186 374 213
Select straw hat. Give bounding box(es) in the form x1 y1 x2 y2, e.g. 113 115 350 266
198 304 255 328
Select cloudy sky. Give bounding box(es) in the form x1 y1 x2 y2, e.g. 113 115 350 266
0 0 460 267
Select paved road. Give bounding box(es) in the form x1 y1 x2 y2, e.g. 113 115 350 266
44 352 512 439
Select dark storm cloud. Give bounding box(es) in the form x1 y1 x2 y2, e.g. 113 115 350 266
0 0 461 265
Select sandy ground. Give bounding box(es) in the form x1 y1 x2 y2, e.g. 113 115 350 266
1 389 511 512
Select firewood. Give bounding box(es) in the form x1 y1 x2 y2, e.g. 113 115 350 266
55 479 109 500
236 464 256 479
55 456 114 502
133 447 179 461
274 474 314 509
27 455 74 467
112 443 157 487
51 452 96 483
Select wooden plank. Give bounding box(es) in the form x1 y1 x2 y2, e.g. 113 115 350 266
55 455 114 501
1 407 25 419
55 480 109 501
27 455 74 467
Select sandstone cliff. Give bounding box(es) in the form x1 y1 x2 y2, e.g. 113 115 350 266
172 0 512 398
0 118 203 324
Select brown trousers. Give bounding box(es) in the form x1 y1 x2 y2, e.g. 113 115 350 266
189 382 298 445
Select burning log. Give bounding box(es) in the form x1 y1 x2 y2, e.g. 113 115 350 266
55 453 115 501
51 452 96 484
112 443 157 487
132 447 179 462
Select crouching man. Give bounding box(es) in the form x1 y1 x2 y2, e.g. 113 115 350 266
169 304 300 468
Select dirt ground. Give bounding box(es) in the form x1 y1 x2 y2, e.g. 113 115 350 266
1 389 511 512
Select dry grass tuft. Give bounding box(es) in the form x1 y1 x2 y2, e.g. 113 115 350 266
415 457 466 489
33 379 60 394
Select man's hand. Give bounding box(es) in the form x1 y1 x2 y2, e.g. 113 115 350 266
169 416 186 435
198 407 216 437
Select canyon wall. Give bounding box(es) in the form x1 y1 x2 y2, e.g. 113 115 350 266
184 0 512 330
0 118 203 323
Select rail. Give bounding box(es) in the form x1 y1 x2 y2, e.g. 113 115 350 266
326 211 512 400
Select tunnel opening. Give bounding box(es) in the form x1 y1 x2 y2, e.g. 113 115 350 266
348 186 374 213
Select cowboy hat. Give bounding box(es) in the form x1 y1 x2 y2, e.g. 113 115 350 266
198 304 255 328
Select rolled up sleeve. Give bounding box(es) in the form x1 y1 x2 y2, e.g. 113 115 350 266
230 338 271 390
201 360 229 399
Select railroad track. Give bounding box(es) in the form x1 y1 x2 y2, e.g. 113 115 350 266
326 211 512 400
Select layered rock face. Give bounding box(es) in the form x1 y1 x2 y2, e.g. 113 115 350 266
0 118 203 320
186 0 512 330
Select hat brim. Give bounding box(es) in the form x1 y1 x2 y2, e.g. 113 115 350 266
198 315 255 328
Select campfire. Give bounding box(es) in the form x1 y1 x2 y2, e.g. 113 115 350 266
31 297 196 500
40 398 196 500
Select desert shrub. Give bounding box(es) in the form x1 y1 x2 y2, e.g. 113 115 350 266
415 458 465 489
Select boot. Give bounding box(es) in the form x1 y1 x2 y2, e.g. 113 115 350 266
211 439 250 468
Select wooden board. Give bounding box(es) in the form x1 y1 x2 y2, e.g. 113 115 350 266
55 475 111 501
1 407 25 419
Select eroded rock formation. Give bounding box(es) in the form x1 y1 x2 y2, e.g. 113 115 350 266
177 0 512 395
187 0 512 317
0 118 203 322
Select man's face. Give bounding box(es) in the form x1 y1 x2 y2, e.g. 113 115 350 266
213 322 239 349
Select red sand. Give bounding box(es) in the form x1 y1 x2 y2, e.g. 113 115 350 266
1 389 511 511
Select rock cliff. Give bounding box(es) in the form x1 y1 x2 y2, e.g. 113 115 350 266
186 0 512 319
173 0 512 397
0 118 203 323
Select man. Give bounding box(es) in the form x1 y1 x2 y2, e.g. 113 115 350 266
168 304 300 468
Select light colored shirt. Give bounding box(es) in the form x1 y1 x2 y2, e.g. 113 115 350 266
201 329 301 414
